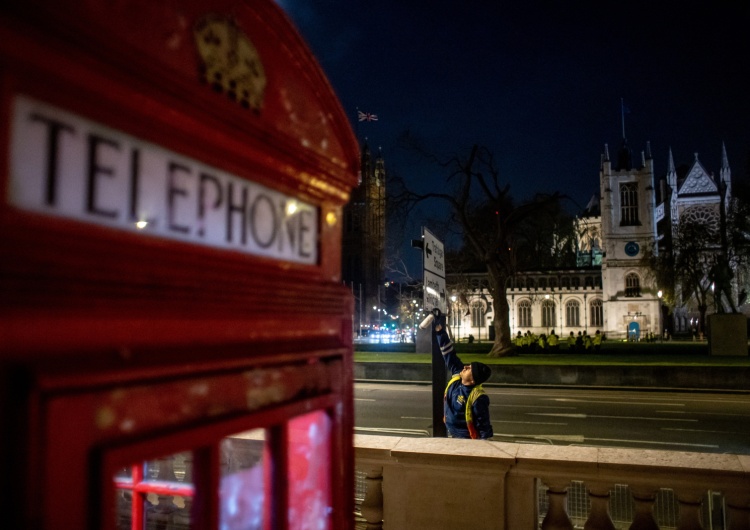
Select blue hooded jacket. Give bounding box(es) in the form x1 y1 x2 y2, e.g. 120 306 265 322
436 325 493 439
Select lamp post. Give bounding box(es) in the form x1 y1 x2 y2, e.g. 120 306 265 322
657 290 663 342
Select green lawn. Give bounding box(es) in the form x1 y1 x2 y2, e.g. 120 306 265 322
354 340 750 366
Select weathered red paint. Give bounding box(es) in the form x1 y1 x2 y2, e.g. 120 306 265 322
0 1 358 529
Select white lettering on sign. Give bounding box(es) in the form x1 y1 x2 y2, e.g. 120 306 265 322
422 227 445 278
423 270 446 312
8 95 318 264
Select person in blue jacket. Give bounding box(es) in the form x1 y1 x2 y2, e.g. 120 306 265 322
423 310 494 439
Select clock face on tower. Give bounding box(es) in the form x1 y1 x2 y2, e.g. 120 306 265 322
624 241 640 257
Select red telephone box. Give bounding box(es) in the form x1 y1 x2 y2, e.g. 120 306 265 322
0 1 359 529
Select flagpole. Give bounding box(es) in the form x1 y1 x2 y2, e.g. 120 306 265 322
355 106 360 142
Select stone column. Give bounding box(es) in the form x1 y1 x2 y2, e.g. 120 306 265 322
359 466 383 529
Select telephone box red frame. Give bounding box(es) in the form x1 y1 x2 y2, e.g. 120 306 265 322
0 2 359 529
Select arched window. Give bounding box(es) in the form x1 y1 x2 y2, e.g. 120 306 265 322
566 300 580 327
625 273 641 297
471 300 485 328
620 182 639 225
517 300 532 328
542 300 556 329
590 299 603 327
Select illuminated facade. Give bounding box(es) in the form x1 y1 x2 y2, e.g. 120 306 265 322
447 140 740 341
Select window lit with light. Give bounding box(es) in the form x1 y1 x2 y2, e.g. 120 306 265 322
590 299 604 327
541 300 556 329
625 273 641 297
566 300 580 327
620 183 639 225
517 300 532 328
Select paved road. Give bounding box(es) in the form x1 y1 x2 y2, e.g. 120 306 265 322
354 383 750 454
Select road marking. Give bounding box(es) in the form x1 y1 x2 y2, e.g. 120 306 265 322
354 398 376 401
662 427 742 434
493 404 576 409
527 413 697 422
547 398 684 407
496 420 567 425
354 427 430 437
401 416 431 420
583 437 719 449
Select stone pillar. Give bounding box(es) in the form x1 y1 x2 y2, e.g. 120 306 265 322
541 480 574 530
708 313 748 356
725 491 750 530
675 488 704 530
360 467 383 529
628 487 659 530
583 483 615 530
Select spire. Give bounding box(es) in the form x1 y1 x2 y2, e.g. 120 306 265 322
666 148 678 238
720 141 732 202
645 141 652 160
667 147 675 174
604 143 610 161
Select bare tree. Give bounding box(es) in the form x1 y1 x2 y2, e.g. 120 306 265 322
392 140 562 356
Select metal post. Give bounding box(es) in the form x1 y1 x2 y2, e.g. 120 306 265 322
430 316 447 438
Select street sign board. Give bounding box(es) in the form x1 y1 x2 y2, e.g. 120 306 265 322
422 227 445 277
423 269 446 312
421 227 446 312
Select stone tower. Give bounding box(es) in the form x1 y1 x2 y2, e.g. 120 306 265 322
341 142 386 330
600 138 661 339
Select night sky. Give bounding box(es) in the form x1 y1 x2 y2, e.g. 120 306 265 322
278 0 750 267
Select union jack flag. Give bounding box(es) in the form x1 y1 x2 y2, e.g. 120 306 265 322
358 110 378 122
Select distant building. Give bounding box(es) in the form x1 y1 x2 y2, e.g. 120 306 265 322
656 143 738 334
446 138 741 341
342 142 386 331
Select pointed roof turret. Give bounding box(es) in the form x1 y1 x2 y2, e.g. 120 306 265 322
667 147 675 174
720 141 732 202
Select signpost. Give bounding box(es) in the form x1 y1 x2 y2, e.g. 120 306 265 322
418 227 447 437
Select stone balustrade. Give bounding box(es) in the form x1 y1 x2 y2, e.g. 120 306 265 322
354 435 750 530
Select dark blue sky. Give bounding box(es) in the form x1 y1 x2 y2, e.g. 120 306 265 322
278 0 749 267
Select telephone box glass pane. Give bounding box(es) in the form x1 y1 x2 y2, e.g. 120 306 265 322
220 429 267 530
114 451 195 530
288 410 332 530
143 452 194 528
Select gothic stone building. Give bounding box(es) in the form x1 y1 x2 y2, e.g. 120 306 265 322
447 139 737 341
